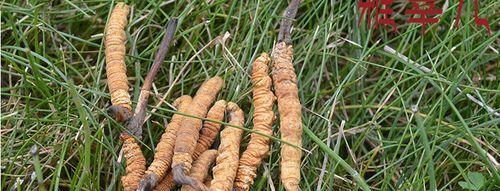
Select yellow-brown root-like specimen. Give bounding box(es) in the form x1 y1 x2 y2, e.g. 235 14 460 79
180 150 218 191
193 100 227 159
137 96 193 190
120 134 146 191
272 42 302 191
234 53 275 191
272 0 302 189
172 77 224 184
153 172 175 191
105 2 132 120
210 102 245 191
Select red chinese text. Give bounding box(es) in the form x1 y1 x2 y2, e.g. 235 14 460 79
405 0 442 34
358 0 397 31
455 0 491 35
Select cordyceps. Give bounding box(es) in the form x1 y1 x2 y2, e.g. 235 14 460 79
117 17 178 191
210 102 245 191
234 53 275 191
105 2 132 122
120 134 146 191
180 150 218 191
105 3 144 191
137 95 193 190
193 100 227 159
172 77 224 187
272 0 302 190
151 100 225 191
153 172 174 191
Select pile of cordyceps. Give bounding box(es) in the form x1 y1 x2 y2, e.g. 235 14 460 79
104 1 302 191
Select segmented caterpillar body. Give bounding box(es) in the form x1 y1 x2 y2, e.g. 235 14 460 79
120 134 146 191
273 0 302 189
172 77 224 185
105 2 131 115
272 42 302 191
181 150 218 191
210 102 244 191
138 95 193 190
153 172 175 191
193 100 227 159
234 53 275 191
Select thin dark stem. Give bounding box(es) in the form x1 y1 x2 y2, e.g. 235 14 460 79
277 0 300 44
127 18 178 139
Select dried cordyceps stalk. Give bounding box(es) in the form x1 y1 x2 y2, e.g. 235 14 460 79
180 150 218 191
272 0 302 190
172 77 224 185
193 100 227 159
127 19 178 138
105 2 132 122
153 172 175 191
120 134 146 191
138 95 193 190
210 102 245 191
234 53 275 191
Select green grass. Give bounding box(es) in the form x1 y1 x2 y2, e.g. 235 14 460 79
1 0 499 190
